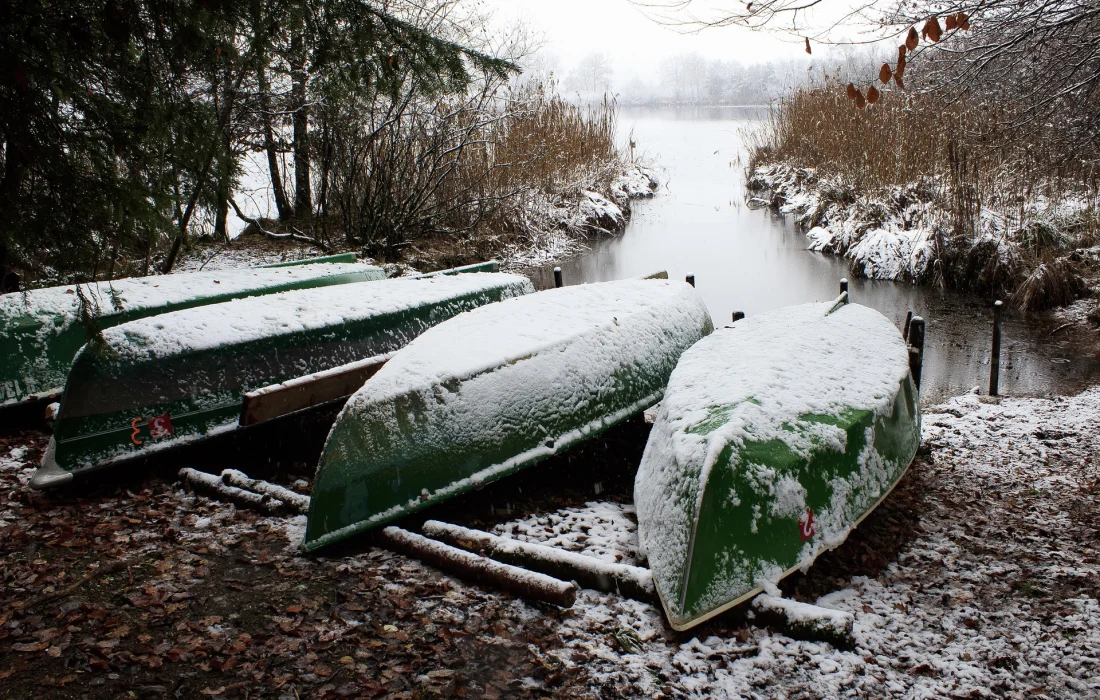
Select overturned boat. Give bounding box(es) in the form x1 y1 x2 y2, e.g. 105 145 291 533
302 278 714 551
33 272 532 489
635 298 921 630
1 259 385 409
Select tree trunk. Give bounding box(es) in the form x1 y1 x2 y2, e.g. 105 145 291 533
291 34 312 217
258 64 293 221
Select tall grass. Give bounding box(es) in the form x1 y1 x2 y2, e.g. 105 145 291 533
330 81 625 260
747 82 1100 309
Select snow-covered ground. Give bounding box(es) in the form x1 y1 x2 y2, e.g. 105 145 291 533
3 388 1097 697
419 390 1100 697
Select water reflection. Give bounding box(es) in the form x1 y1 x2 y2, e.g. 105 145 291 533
533 106 1100 405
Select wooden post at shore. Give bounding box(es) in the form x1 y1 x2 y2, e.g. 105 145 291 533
553 267 563 288
902 311 913 341
686 274 695 288
908 316 925 391
840 278 849 303
732 311 745 322
989 300 1003 396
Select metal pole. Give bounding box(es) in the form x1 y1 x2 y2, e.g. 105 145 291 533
989 300 1003 397
553 267 563 288
732 311 745 322
902 311 913 341
907 316 925 391
686 274 695 288
840 278 849 303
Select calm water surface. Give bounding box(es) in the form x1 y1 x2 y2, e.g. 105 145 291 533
533 106 1100 405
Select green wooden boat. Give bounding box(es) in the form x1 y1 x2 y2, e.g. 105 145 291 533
1 260 384 409
634 299 921 630
261 253 358 267
302 278 714 551
33 272 532 489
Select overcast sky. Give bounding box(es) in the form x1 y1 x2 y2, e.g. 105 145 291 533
479 0 824 82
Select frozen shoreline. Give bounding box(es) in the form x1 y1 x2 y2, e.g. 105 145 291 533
748 162 1100 317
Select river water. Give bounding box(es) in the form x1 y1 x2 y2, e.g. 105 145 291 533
533 106 1100 405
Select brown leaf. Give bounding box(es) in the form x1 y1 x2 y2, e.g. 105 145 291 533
898 45 907 60
805 37 811 55
924 17 942 42
957 12 970 30
867 86 880 105
879 63 892 84
12 641 49 652
896 54 906 79
846 83 858 100
895 75 906 91
945 14 957 31
854 90 866 110
906 27 919 51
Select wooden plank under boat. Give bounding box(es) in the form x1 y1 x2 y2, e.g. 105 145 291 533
634 298 921 631
1 260 385 409
32 272 532 489
302 278 715 552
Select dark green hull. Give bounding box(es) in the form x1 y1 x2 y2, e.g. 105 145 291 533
303 279 714 551
1 262 384 408
635 301 921 630
34 273 532 489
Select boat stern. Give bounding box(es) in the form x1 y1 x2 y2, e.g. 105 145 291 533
30 438 74 490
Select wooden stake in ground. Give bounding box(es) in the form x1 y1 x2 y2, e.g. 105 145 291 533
378 527 578 608
422 520 657 603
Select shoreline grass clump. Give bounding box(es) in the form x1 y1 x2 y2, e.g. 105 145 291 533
746 82 1100 311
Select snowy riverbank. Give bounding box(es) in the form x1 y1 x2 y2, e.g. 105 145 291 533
175 165 659 276
748 162 1100 315
2 387 1097 697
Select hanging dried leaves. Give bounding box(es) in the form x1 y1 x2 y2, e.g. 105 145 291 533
896 54 906 80
846 83 858 100
923 17 943 43
866 86 880 105
956 12 970 30
854 90 866 110
898 45 907 60
879 63 892 84
805 37 811 55
895 74 906 91
905 27 919 51
945 14 957 31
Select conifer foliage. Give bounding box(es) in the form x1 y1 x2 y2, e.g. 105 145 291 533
0 1 512 282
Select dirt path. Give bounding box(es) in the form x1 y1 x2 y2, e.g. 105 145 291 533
2 392 1098 698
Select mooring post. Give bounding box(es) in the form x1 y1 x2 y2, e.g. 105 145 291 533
553 267 563 289
732 311 745 322
902 311 913 341
989 300 1003 397
686 274 695 288
908 316 925 391
840 278 849 303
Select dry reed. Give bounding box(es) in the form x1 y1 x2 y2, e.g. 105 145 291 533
747 82 1100 309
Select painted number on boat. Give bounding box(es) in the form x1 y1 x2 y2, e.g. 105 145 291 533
800 508 815 541
148 413 174 440
130 413 175 445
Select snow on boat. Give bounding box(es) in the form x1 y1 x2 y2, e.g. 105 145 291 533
33 273 533 489
1 261 385 409
302 278 715 551
635 299 920 631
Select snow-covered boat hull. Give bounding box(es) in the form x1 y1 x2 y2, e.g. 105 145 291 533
635 301 920 631
34 273 533 489
1 261 385 409
302 279 714 551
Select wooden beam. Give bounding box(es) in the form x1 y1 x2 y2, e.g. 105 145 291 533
239 354 391 426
